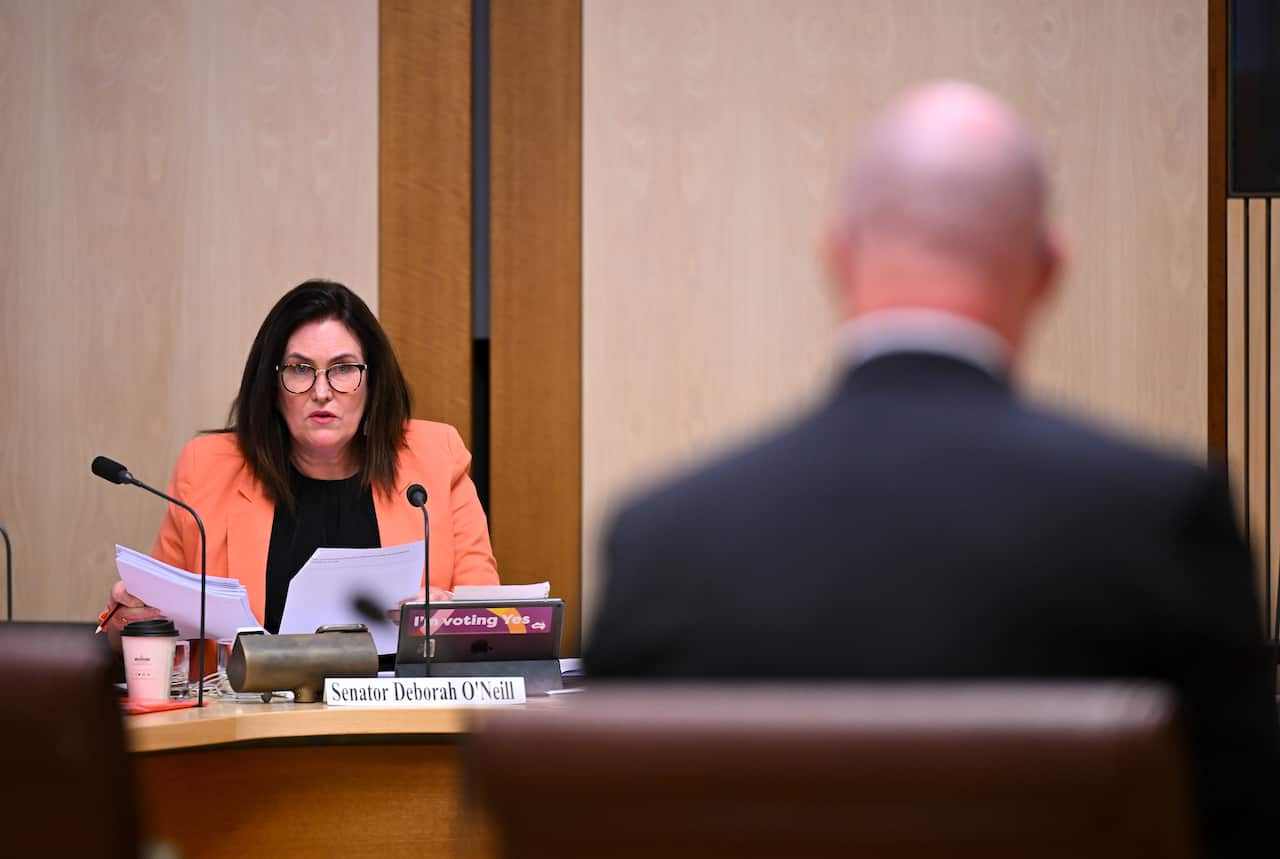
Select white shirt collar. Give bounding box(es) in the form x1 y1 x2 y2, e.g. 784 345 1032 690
837 309 1011 377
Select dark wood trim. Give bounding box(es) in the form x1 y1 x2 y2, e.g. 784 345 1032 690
1208 0 1228 457
489 0 583 653
379 0 474 443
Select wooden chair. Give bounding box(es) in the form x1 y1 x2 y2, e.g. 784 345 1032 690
0 622 139 859
464 683 1195 859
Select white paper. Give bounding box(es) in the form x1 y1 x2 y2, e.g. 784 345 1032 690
115 545 259 640
278 542 424 653
452 581 551 601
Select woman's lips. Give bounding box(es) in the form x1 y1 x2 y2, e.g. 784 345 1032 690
308 411 338 424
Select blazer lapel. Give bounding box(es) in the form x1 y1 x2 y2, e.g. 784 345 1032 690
375 475 424 549
227 470 274 623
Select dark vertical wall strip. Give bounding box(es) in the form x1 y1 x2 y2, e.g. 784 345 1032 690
471 340 491 513
471 0 492 510
1209 0 1228 457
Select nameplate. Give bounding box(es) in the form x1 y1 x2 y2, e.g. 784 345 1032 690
323 676 526 708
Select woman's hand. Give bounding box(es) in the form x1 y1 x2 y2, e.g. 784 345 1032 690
404 585 455 604
103 580 165 648
389 586 454 624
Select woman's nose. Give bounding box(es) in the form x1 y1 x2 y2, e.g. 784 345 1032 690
311 374 334 400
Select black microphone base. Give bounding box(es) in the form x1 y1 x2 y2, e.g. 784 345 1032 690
395 658 563 696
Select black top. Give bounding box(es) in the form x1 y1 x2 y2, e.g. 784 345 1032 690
585 352 1280 858
264 466 380 634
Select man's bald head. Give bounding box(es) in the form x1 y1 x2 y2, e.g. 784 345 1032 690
827 81 1062 354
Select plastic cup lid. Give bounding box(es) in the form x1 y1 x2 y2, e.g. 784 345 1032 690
120 617 179 638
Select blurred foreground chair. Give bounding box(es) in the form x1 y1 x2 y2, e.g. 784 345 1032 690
465 684 1195 859
0 622 139 859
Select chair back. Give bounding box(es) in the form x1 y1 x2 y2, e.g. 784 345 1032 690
0 623 139 859
465 683 1195 859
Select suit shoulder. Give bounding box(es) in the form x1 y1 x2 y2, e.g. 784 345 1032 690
1012 403 1207 480
176 432 243 471
998 404 1231 529
606 416 810 540
400 420 469 476
168 432 248 502
403 419 462 450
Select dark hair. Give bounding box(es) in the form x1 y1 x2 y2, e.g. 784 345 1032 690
225 280 412 508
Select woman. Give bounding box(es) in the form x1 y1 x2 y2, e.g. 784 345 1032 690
101 280 498 640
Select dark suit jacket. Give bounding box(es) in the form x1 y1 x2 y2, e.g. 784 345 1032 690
585 353 1280 858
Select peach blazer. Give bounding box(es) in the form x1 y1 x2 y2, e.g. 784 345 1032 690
148 420 498 625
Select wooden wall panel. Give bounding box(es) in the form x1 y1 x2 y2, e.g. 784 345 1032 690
379 0 473 441
1271 203 1280 635
1247 199 1269 594
1227 200 1247 528
1269 202 1280 632
0 1 376 621
1226 198 1280 639
489 0 583 652
582 0 1208 632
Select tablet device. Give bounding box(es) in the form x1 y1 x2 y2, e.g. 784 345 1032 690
394 599 564 667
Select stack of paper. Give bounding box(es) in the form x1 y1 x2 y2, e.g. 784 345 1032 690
115 545 259 640
279 542 425 653
116 542 551 654
453 581 551 601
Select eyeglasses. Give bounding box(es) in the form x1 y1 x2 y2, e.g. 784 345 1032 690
275 362 367 394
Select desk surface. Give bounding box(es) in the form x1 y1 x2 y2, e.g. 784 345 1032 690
127 697 490 753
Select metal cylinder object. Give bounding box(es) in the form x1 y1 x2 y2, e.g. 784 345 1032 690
228 625 378 703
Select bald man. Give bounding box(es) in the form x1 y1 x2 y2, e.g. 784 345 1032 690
585 82 1279 856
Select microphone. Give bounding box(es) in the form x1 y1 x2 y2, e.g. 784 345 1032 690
1 524 10 622
228 625 378 703
91 456 135 485
407 483 427 509
406 483 433 667
92 455 209 706
352 594 385 625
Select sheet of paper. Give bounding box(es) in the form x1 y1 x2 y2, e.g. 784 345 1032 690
452 581 551 601
115 545 258 640
278 541 425 653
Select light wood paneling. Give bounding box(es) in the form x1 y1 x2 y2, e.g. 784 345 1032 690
1225 198 1280 640
379 0 473 441
490 0 584 653
0 1 377 621
1227 200 1247 528
1271 203 1280 634
582 0 1208 630
1247 199 1269 595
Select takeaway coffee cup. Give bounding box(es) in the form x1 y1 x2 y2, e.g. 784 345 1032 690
121 618 180 701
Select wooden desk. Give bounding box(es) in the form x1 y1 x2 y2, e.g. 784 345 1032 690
128 699 503 858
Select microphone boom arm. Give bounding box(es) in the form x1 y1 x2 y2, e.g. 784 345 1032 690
132 481 207 703
95 462 208 706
